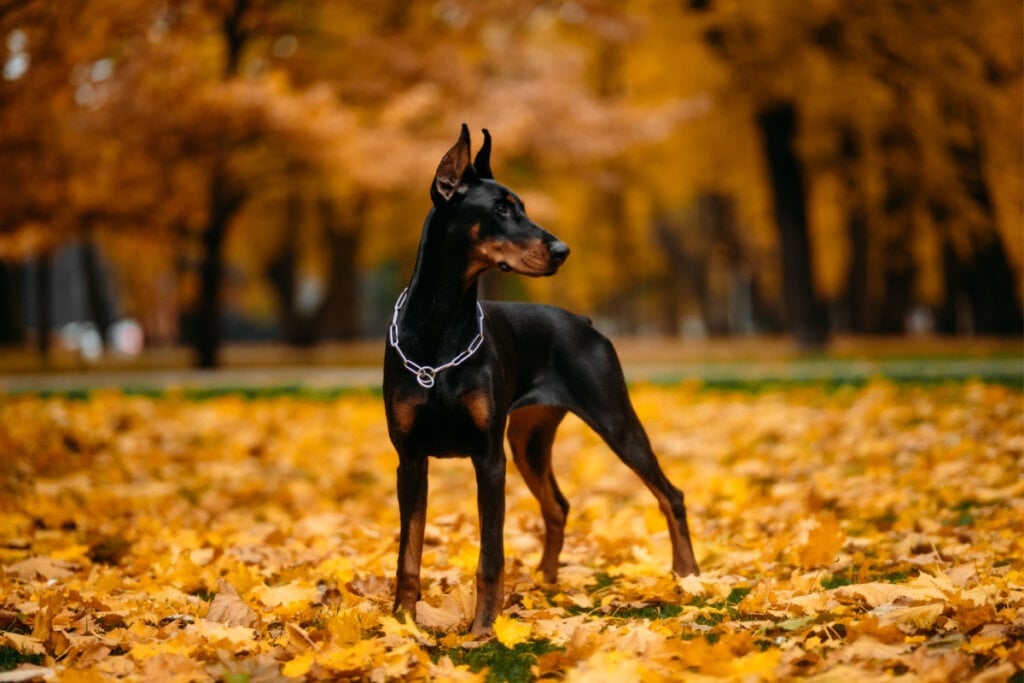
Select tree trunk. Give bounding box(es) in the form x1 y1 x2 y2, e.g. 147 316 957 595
0 261 25 346
652 215 686 336
604 182 639 334
971 234 1022 333
756 103 829 349
35 252 52 357
842 212 871 332
222 0 250 78
938 103 1024 334
836 125 873 333
316 195 364 340
195 227 225 369
267 187 318 345
189 0 252 368
879 255 914 333
81 230 113 346
875 119 919 334
940 231 1023 335
194 165 244 368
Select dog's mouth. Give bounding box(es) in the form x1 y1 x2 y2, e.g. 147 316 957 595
477 239 569 277
499 252 564 277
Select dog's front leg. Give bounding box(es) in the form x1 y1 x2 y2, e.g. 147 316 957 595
394 454 429 619
470 446 506 635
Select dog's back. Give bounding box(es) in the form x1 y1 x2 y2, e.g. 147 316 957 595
482 301 630 421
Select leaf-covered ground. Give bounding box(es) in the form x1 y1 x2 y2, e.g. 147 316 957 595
1 381 1021 681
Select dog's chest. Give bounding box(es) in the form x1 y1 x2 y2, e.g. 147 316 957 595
389 386 495 457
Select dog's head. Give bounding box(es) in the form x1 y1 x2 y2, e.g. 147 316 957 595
432 124 569 280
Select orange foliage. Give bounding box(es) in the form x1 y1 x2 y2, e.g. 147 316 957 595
0 381 1021 680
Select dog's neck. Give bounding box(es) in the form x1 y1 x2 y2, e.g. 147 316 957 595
399 208 483 363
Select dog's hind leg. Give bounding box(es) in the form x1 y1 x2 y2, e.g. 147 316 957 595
508 405 569 583
596 407 700 576
563 338 700 577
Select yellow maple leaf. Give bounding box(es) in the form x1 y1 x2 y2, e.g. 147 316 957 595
796 512 845 569
429 655 487 682
189 619 258 647
129 633 192 660
566 650 643 683
51 543 90 561
281 652 316 678
878 602 945 631
963 634 1006 655
316 555 355 584
379 614 435 646
206 578 258 628
326 609 363 645
834 579 946 608
732 648 782 680
252 580 320 615
414 600 464 630
493 615 532 648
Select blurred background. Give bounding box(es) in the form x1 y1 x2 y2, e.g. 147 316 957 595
0 0 1021 372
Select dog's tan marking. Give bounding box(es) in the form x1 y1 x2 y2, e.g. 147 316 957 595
392 397 421 435
403 509 425 575
461 390 492 430
648 486 700 576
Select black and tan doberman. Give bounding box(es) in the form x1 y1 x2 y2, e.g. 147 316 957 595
383 124 699 634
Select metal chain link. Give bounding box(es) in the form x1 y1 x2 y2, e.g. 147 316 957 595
388 288 485 389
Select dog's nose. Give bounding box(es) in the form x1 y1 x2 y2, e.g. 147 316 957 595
549 240 570 264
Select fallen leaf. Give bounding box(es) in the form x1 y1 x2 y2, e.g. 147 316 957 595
833 637 909 662
206 578 258 628
795 513 845 569
493 614 532 648
0 665 57 682
415 600 464 630
833 581 944 608
2 383 1019 681
873 602 944 631
4 556 77 581
251 580 320 612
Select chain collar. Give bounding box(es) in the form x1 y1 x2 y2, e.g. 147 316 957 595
388 288 485 389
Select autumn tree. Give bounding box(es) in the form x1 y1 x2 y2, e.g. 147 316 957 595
241 1 699 342
88 0 356 365
693 0 1023 337
2 0 1018 353
144 0 318 368
0 1 166 353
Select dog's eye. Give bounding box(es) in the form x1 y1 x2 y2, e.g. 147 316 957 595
494 203 509 216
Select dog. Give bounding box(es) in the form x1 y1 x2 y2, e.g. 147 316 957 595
383 124 698 634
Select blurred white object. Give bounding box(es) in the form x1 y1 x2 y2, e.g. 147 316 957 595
110 319 144 356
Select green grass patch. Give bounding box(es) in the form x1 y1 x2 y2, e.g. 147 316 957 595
821 572 855 590
821 566 911 590
609 602 684 620
587 572 616 593
0 645 44 672
28 385 381 402
436 640 561 683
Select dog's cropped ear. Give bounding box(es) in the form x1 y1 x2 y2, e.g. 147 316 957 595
432 123 474 204
473 129 493 180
